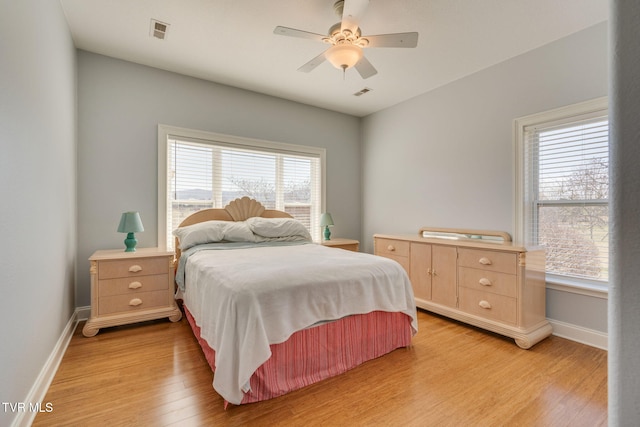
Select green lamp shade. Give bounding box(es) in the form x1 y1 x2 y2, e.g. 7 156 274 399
320 212 334 241
117 212 144 252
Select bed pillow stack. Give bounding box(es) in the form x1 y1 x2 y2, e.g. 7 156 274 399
173 217 312 250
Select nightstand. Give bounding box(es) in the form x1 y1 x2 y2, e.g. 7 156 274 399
82 248 182 337
321 238 360 252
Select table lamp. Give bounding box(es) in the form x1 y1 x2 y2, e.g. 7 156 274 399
117 212 144 252
320 212 334 241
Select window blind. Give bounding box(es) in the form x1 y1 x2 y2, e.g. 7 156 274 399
165 137 322 249
523 114 609 281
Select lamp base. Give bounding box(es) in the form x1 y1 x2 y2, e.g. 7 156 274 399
323 226 331 241
124 232 138 252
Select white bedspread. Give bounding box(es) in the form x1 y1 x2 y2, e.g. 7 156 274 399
181 242 417 405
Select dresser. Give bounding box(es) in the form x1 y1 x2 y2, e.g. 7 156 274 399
82 248 182 337
374 228 551 349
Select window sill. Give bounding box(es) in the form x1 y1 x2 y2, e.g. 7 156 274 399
545 274 608 299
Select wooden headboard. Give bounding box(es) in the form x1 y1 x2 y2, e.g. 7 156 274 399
174 196 293 260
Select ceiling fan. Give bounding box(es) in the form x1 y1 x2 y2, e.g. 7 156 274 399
274 0 418 79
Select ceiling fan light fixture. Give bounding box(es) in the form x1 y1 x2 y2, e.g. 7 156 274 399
325 44 363 70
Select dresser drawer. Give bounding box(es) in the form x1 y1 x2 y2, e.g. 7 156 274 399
458 248 517 275
459 287 517 325
98 257 168 279
458 267 517 298
98 274 169 297
375 238 410 258
98 290 171 316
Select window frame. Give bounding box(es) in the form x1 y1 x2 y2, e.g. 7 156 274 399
157 124 326 250
514 97 609 297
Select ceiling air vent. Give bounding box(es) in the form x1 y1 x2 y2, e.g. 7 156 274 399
150 19 170 40
353 87 372 97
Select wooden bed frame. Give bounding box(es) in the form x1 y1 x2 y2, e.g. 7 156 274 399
173 197 414 406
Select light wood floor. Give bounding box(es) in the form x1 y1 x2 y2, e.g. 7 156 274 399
34 310 607 426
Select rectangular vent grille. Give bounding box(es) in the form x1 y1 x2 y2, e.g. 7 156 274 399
353 87 372 97
150 19 169 40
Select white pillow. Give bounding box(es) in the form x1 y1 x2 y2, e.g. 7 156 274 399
220 221 255 242
173 220 255 250
173 220 226 250
246 217 312 241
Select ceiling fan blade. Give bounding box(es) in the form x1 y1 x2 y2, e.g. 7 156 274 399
355 55 377 79
341 0 369 33
365 32 419 48
273 26 326 42
297 50 328 73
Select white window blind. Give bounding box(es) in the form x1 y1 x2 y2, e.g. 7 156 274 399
522 110 609 283
159 127 324 249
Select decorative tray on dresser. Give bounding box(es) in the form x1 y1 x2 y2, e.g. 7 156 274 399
374 227 552 349
82 248 182 337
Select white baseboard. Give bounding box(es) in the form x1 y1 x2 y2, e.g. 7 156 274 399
10 308 83 427
549 318 608 350
76 305 91 321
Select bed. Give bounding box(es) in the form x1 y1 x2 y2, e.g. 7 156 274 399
173 197 418 406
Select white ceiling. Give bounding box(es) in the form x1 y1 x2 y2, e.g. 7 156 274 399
59 0 608 117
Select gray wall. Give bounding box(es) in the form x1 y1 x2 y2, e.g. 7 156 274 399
609 0 640 423
0 0 77 424
361 23 609 333
76 51 361 306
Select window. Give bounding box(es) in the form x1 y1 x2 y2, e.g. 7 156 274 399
158 125 325 249
515 98 609 287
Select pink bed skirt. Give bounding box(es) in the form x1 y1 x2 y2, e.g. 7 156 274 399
184 306 413 406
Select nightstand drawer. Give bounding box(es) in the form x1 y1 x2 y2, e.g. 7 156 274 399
98 257 168 279
458 248 517 274
458 267 517 298
459 287 517 325
98 274 169 297
98 290 171 316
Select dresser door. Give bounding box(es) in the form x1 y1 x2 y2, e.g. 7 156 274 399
410 242 432 301
431 245 458 308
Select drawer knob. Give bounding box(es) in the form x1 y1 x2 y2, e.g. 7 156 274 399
129 264 143 273
387 245 396 252
129 298 143 307
128 281 143 289
479 300 492 309
479 257 492 266
479 278 492 286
